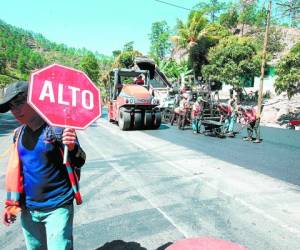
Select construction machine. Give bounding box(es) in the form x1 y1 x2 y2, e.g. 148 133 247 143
108 68 161 130
134 56 173 120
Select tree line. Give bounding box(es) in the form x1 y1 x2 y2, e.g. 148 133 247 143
0 19 111 89
148 0 300 99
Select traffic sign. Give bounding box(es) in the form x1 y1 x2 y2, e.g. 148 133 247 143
28 63 101 129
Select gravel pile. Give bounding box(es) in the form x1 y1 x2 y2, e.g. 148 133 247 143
261 93 300 128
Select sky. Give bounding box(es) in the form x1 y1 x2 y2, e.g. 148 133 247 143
0 0 203 56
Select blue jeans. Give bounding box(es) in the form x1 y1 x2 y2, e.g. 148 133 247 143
192 118 200 133
228 113 237 133
21 203 74 250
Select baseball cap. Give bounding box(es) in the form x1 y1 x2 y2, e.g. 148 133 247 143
0 81 28 113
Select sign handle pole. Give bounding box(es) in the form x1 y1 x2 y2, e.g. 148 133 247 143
63 144 68 164
63 108 70 165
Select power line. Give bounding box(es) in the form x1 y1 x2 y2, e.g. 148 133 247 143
153 0 192 11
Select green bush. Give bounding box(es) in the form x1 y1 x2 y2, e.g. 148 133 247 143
0 75 15 88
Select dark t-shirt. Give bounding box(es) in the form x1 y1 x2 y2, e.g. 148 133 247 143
18 124 85 210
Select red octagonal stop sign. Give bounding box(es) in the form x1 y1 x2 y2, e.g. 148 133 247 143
28 63 101 129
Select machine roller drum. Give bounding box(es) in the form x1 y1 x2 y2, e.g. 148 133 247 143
133 112 142 129
152 112 161 129
118 109 131 130
144 112 153 129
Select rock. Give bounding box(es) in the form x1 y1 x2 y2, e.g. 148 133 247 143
261 94 300 128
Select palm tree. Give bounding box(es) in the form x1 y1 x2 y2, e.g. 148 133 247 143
170 11 209 81
174 11 208 48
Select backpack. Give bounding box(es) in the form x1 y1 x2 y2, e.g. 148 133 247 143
13 125 62 144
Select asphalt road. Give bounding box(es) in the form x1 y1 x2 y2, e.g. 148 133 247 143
1 111 300 250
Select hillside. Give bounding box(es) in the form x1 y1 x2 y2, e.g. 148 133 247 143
235 24 300 65
171 24 300 64
0 19 110 87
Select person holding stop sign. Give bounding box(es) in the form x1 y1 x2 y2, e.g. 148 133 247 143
1 80 86 250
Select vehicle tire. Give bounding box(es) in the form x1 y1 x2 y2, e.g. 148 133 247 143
134 112 142 129
199 123 206 134
118 109 131 130
144 112 152 129
216 127 226 138
153 112 161 129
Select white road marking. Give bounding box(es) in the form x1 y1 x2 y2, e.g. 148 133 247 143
81 119 300 239
80 129 189 238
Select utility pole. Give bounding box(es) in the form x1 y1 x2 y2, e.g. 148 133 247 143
257 0 272 121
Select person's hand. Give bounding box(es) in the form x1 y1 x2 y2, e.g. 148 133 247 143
62 128 77 151
3 206 21 226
